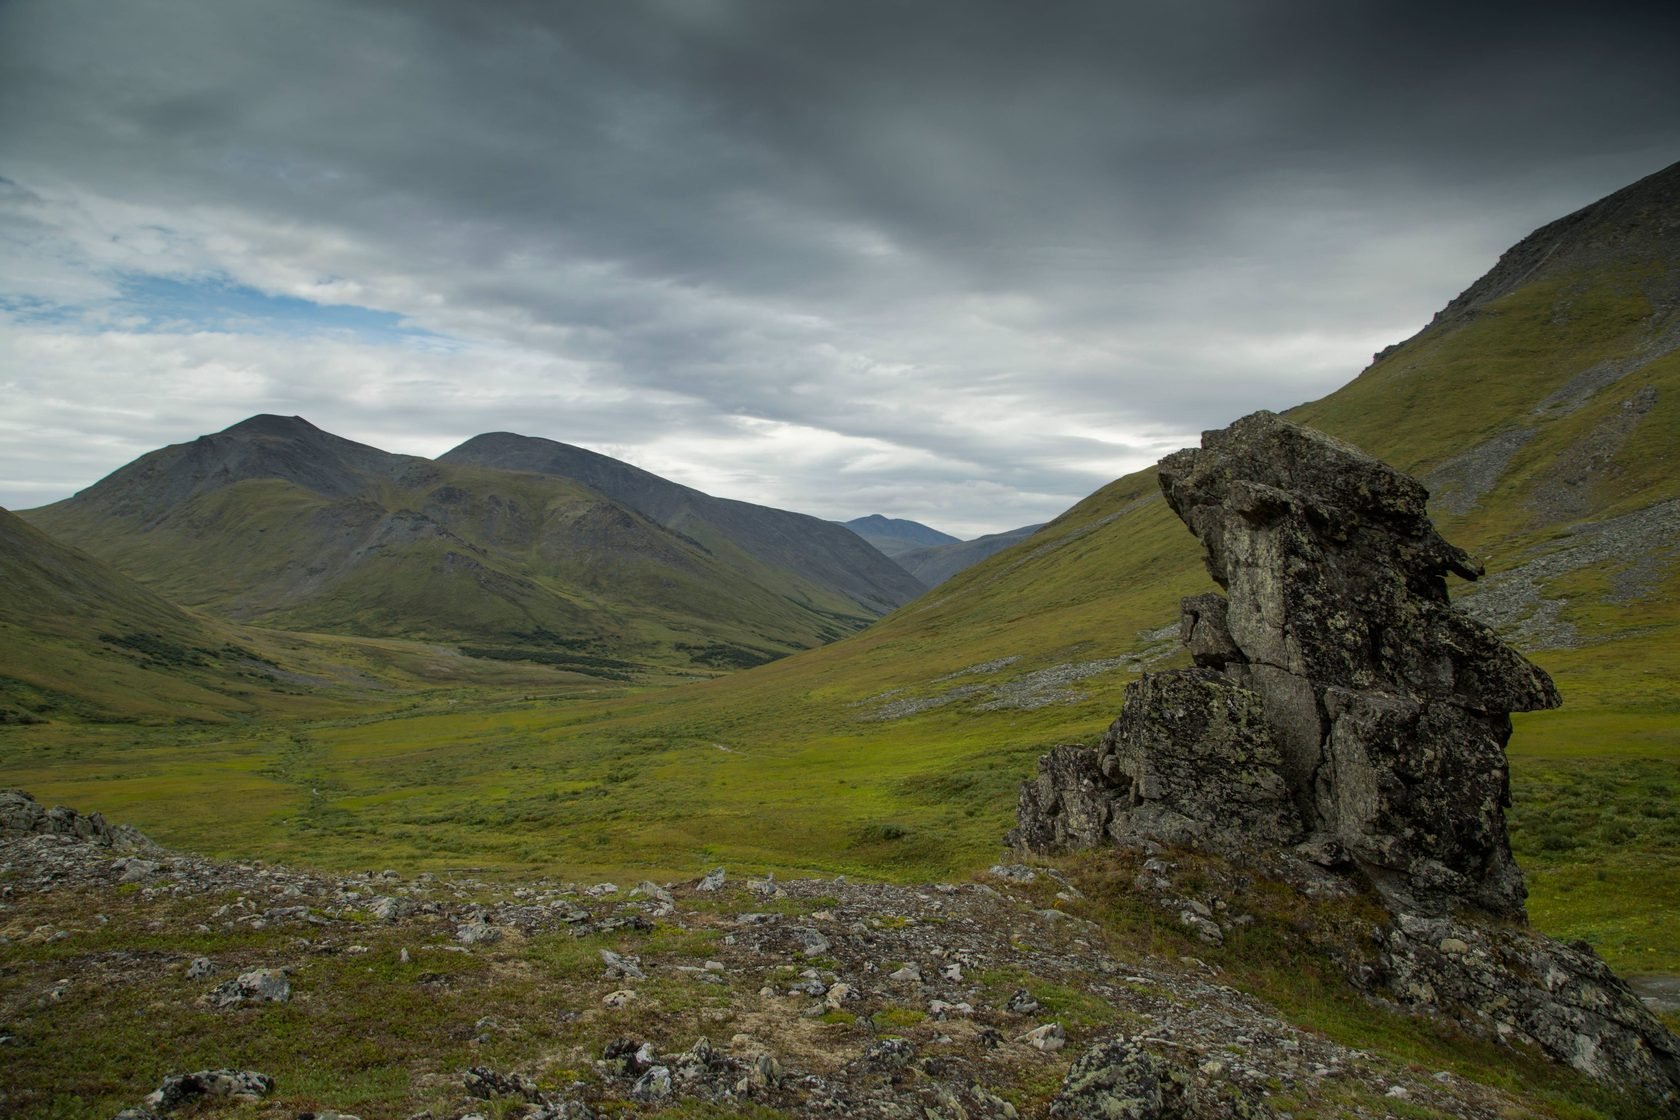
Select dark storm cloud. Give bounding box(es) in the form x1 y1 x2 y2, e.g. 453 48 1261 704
1 0 1677 532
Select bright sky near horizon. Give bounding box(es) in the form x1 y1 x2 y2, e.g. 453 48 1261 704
2 1 1678 537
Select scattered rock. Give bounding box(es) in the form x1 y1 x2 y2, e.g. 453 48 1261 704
142 1069 274 1113
463 1066 542 1102
600 948 646 980
1021 1022 1066 1052
203 968 289 1008
790 926 830 956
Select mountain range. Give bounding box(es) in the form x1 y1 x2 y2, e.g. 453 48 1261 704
845 514 1046 587
18 416 926 684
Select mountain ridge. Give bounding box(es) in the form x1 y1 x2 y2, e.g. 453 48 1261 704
21 417 904 675
843 514 961 558
441 431 927 616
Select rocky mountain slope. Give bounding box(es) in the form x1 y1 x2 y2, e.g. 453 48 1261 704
843 515 961 558
21 416 899 675
441 433 927 616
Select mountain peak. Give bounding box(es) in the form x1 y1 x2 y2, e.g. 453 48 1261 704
221 414 323 439
1435 158 1680 329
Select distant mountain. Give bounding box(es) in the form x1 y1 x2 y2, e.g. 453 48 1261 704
844 515 960 558
893 523 1046 587
441 433 927 615
21 416 892 674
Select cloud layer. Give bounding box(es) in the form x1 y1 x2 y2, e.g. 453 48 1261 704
2 0 1677 535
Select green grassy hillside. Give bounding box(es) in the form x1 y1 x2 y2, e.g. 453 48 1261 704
0 505 652 726
22 417 881 676
4 163 1678 979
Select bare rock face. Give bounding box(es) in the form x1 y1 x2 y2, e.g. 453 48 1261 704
1013 412 1680 1105
1015 411 1559 919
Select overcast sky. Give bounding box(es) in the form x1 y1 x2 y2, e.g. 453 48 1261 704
2 1 1677 536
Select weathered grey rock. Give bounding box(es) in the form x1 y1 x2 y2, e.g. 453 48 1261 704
142 1069 273 1112
1375 914 1680 1104
790 926 830 957
1014 412 1559 919
695 866 726 891
0 789 116 846
184 957 215 980
369 895 411 921
1048 1038 1180 1119
463 1066 542 1101
203 968 289 1008
1011 412 1680 1106
455 918 501 945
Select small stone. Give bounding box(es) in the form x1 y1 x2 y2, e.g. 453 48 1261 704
370 896 411 922
867 1037 916 1068
889 963 923 983
455 919 501 945
1021 1023 1066 1052
791 927 830 956
1439 937 1471 955
119 858 161 883
204 968 289 1008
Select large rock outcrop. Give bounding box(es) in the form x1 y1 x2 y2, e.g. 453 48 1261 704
1012 412 1680 1105
1015 411 1558 919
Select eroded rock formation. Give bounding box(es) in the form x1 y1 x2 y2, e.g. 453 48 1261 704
1012 411 1680 1104
1015 411 1558 918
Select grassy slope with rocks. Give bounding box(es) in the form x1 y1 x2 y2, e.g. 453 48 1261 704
2 819 1666 1120
4 163 1679 983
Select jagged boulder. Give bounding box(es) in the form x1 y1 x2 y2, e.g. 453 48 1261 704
1012 412 1680 1105
1015 411 1558 919
1014 670 1299 853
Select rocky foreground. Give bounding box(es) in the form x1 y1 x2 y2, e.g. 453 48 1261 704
1 793 1659 1120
